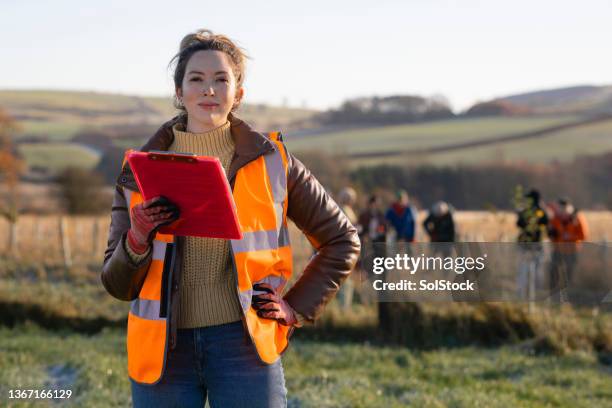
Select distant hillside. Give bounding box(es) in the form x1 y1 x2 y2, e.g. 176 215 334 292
3 87 612 175
494 85 612 115
0 89 320 177
285 114 612 167
465 100 532 117
0 89 319 139
0 90 169 125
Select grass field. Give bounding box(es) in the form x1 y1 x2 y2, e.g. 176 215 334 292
1 90 166 135
1 324 611 407
15 122 85 142
285 116 579 155
0 90 150 113
411 118 612 166
16 143 101 172
0 210 611 406
285 115 612 167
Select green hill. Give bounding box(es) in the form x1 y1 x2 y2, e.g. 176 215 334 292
496 85 612 115
3 88 612 171
17 143 102 172
285 114 612 167
0 89 319 141
0 89 319 173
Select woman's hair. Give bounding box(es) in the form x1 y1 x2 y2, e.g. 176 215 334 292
169 29 249 113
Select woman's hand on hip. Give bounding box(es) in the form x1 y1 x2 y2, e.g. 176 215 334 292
251 283 297 326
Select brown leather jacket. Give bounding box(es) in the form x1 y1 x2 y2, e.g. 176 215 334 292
100 113 361 350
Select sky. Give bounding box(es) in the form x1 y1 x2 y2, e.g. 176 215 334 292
1 0 611 112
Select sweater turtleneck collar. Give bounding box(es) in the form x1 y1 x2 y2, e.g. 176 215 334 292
171 120 234 157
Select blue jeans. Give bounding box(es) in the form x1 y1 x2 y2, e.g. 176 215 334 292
130 320 288 407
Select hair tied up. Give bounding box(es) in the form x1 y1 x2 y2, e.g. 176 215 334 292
179 29 214 52
169 28 249 113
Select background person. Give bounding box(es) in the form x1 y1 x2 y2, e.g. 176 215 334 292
548 197 589 302
423 200 456 259
423 200 456 243
515 189 549 302
385 189 418 244
358 194 388 250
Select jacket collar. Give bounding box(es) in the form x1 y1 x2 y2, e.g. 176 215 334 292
117 112 277 191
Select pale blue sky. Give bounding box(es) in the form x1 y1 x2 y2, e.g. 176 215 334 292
1 0 610 111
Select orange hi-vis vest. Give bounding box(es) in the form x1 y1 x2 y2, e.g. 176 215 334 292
549 212 588 254
121 132 293 385
549 213 587 243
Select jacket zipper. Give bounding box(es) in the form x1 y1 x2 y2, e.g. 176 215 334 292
159 242 175 318
167 237 177 349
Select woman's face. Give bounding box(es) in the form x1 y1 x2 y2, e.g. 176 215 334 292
176 50 244 132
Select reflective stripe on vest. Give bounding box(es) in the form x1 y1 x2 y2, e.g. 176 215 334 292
121 131 293 384
123 185 175 385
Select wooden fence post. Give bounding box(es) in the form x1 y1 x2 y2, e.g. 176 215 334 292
59 216 72 268
92 218 99 259
34 216 42 243
8 220 18 256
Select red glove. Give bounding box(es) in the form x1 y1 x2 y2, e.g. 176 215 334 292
251 283 297 326
126 196 180 254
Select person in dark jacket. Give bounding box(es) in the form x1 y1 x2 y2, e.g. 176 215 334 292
357 195 388 283
423 201 455 243
357 194 389 309
422 200 455 259
515 189 548 302
516 189 549 244
358 194 388 245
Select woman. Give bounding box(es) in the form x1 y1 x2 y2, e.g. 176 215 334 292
101 29 360 407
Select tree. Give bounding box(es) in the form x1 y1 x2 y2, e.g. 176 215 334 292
56 167 111 214
94 146 125 185
291 150 350 195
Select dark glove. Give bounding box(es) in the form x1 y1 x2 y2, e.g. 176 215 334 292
126 196 180 254
251 283 297 326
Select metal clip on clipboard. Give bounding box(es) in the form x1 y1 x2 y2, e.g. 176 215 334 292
147 150 198 163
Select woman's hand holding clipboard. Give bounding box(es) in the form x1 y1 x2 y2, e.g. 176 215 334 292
126 150 243 240
126 196 181 254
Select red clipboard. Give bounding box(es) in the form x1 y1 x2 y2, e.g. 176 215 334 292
126 149 242 240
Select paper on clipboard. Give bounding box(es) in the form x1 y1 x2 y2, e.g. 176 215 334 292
126 149 242 239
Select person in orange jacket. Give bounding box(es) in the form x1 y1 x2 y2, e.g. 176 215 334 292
548 197 589 301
